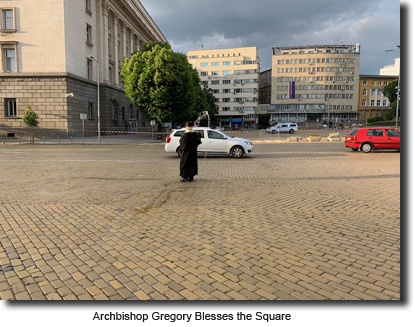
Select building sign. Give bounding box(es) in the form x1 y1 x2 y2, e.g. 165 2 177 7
288 81 295 99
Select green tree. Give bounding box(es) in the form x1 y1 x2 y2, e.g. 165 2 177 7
121 41 201 128
382 79 400 119
22 107 39 143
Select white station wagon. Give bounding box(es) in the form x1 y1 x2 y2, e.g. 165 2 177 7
266 123 298 134
165 127 253 158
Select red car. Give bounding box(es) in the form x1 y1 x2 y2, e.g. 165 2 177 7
345 127 400 153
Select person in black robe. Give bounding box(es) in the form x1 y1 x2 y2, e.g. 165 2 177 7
179 121 201 182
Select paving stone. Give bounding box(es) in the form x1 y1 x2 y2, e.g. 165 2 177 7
0 143 400 301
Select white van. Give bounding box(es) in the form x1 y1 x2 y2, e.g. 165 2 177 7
165 127 253 158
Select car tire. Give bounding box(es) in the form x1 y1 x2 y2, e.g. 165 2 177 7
289 129 294 134
230 146 244 158
177 148 183 157
361 143 372 153
272 130 277 134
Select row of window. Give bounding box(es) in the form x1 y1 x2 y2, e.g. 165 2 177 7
276 76 355 83
208 79 258 85
221 107 255 112
277 85 354 91
361 100 389 107
214 98 257 103
212 88 257 94
362 80 390 86
189 52 245 59
277 58 355 65
362 89 385 96
276 93 354 100
200 69 258 76
3 98 135 121
277 66 355 74
200 60 257 67
270 104 354 111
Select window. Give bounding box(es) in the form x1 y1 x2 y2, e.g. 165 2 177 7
385 129 400 137
212 71 219 76
4 98 17 117
223 70 231 75
208 130 225 139
3 48 16 72
88 102 93 119
362 100 367 107
121 107 125 121
211 80 219 85
129 104 134 119
363 81 367 85
201 62 208 67
223 80 230 84
1 8 15 31
362 89 367 96
212 62 219 66
87 59 92 79
86 0 91 12
86 24 92 44
223 61 231 66
200 72 207 76
367 129 384 136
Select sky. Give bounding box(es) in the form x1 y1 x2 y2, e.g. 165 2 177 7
140 0 400 74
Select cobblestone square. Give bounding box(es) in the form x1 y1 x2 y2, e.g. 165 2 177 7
0 141 400 300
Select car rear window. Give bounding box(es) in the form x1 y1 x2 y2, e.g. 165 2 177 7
349 129 359 135
385 129 400 137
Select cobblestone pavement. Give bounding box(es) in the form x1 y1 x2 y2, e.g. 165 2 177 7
0 143 400 300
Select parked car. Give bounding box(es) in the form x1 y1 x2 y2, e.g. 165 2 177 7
165 127 253 158
266 123 298 134
344 127 400 153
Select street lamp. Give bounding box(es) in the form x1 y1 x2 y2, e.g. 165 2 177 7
386 45 400 127
89 55 101 143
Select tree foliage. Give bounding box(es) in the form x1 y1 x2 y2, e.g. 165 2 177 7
382 79 400 118
22 107 39 143
121 42 201 125
192 85 219 125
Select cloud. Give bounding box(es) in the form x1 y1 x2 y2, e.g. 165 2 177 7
140 0 400 73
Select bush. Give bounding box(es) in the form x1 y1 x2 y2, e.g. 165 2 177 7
366 116 384 124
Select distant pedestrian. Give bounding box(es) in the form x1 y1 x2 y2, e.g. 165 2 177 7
179 121 201 182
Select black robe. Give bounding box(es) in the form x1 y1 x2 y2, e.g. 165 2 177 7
179 131 201 179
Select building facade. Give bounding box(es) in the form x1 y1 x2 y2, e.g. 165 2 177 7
380 58 400 76
358 75 397 121
270 44 361 124
0 0 166 138
187 47 260 129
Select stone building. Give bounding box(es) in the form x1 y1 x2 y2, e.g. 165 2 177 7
358 75 397 122
187 47 260 129
0 0 166 139
270 44 361 124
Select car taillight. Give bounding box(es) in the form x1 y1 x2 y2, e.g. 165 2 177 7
166 136 171 143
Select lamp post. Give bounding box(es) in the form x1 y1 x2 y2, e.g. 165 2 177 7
386 45 400 127
89 55 101 143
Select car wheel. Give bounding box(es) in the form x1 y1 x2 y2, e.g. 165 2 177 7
361 143 372 153
177 148 183 157
289 129 294 134
351 148 358 151
230 146 244 158
272 130 277 134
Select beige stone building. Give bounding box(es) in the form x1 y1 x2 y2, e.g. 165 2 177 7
187 47 260 129
358 75 397 121
0 0 166 138
270 44 361 124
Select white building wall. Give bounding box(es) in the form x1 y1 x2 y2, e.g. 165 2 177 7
0 0 66 73
380 58 400 76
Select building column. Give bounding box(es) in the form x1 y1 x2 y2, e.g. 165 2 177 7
102 1 109 83
121 22 127 59
129 32 134 55
113 14 119 85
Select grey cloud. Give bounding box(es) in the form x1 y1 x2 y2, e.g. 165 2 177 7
141 0 400 73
